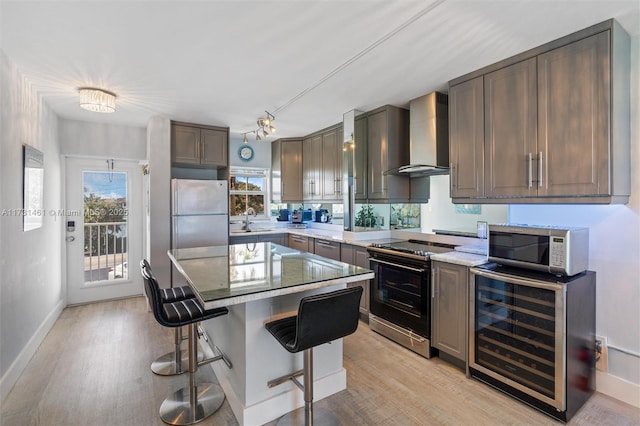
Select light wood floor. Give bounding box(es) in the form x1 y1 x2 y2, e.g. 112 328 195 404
2 296 638 426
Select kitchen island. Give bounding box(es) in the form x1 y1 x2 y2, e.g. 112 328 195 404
168 243 374 426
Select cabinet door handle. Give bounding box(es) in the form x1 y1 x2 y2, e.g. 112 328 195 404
538 151 543 188
317 240 335 248
450 163 455 192
527 153 532 189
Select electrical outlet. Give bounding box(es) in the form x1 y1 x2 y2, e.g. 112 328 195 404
596 335 608 372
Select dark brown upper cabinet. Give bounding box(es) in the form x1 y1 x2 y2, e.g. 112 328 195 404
171 122 228 168
449 19 630 204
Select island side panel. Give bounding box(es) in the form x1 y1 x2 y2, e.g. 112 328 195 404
202 286 348 426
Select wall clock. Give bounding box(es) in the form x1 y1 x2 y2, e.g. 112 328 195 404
238 145 254 162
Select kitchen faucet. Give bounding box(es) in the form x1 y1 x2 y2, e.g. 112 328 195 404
243 207 256 231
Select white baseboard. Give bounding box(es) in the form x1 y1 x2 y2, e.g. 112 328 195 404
0 299 64 402
596 370 640 408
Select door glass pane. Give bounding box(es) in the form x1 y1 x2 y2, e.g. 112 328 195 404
83 171 128 283
474 275 556 398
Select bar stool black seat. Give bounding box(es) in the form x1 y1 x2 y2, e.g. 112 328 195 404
140 260 198 376
141 260 230 426
265 286 363 426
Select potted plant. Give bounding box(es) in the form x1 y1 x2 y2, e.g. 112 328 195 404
355 204 377 228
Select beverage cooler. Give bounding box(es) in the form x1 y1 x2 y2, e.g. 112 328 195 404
469 264 595 422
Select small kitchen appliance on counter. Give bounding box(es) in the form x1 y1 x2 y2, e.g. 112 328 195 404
291 209 312 224
314 209 329 223
277 209 290 222
488 223 589 276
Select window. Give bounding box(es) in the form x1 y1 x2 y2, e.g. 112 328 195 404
229 167 269 219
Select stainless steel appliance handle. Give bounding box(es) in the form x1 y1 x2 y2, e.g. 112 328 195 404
370 258 425 273
471 267 562 291
538 151 543 188
528 153 532 189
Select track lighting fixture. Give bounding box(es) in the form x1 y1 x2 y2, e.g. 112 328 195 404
243 111 276 143
241 130 256 144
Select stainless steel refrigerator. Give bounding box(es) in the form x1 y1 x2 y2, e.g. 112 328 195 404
171 178 228 287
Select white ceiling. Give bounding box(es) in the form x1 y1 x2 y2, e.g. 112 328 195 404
1 0 638 139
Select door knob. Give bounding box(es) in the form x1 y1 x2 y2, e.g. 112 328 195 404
66 236 75 242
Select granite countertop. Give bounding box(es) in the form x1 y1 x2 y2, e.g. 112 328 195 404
228 223 484 250
430 251 488 267
168 243 373 309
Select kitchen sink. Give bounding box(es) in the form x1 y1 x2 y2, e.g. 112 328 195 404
230 228 278 234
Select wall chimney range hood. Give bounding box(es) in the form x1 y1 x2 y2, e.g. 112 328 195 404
386 91 449 177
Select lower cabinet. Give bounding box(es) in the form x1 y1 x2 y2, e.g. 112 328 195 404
314 239 341 260
342 244 371 318
431 260 469 366
288 234 310 252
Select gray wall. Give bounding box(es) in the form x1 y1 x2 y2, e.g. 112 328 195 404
228 133 272 169
147 116 172 288
0 50 64 399
60 119 146 160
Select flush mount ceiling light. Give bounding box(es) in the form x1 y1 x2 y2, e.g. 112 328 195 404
78 88 116 113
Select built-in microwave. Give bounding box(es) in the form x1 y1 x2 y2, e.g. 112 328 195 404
488 224 589 276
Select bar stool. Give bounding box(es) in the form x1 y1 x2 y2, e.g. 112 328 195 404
140 260 200 376
265 286 363 426
141 261 232 425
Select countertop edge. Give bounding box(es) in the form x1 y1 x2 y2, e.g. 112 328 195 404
430 251 488 267
200 272 375 309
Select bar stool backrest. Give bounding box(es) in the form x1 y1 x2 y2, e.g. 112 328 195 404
140 259 173 328
292 286 363 353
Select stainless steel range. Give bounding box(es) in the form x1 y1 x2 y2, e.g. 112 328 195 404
367 240 454 358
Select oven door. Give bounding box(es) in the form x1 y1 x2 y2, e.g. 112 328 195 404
369 257 429 337
469 266 566 411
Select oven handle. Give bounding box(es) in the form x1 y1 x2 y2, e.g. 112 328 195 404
370 258 425 274
471 267 563 291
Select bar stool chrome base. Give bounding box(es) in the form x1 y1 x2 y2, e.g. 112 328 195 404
276 407 339 426
159 382 225 426
151 350 204 376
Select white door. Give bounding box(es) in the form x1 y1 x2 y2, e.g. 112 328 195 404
65 157 143 304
